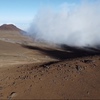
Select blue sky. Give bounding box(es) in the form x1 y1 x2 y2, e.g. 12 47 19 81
0 0 97 30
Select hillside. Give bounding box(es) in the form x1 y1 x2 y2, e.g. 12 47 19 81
0 24 22 31
0 40 100 99
0 24 32 44
0 24 100 99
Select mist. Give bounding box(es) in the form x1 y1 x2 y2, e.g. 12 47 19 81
29 1 100 47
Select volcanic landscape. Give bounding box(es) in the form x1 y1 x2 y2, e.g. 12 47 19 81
0 24 100 99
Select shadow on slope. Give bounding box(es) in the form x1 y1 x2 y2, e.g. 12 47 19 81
22 44 100 61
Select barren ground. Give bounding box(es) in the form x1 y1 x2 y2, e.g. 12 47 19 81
0 30 100 99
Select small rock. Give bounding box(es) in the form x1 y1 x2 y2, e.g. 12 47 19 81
64 77 67 80
69 65 71 67
43 65 50 69
40 74 43 76
82 59 94 63
67 69 70 72
63 64 67 67
40 86 43 88
0 93 3 97
7 92 16 99
57 65 61 67
0 87 3 90
87 91 89 95
93 64 96 67
34 75 37 78
29 71 32 74
76 65 83 71
75 75 77 77
53 80 56 83
12 82 15 85
39 78 42 80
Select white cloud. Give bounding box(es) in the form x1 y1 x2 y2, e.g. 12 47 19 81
29 1 100 47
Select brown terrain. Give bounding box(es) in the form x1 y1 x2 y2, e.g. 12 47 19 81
0 24 22 31
0 24 100 99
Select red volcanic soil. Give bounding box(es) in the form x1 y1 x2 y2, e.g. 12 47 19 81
0 41 100 99
0 24 33 44
0 25 100 99
0 24 22 31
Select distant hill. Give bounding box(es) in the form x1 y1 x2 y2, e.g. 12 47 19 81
0 24 22 32
0 24 33 44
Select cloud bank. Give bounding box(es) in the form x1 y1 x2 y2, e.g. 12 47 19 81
29 1 100 47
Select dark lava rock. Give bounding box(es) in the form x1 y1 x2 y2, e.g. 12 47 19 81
81 59 94 63
75 65 83 71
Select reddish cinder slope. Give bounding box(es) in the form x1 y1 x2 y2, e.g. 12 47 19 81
0 24 22 31
0 24 33 44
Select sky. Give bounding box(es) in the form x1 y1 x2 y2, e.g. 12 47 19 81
0 0 98 30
